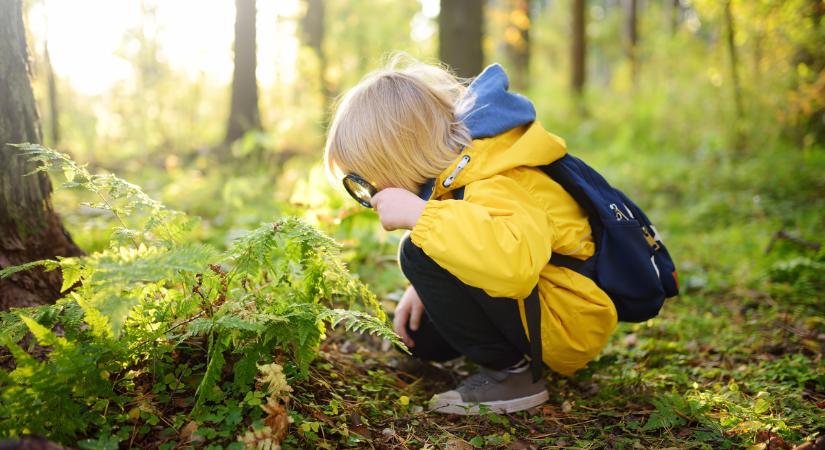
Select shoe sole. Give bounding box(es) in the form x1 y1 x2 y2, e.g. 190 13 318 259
428 390 549 416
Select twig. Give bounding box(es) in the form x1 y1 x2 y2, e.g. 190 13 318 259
132 310 208 349
765 230 821 254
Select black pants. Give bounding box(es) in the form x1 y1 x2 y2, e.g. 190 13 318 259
398 235 531 370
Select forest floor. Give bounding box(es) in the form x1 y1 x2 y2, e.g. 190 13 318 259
274 139 825 449
287 286 824 449
6 126 822 449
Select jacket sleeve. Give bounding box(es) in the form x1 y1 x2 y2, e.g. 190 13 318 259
409 174 554 299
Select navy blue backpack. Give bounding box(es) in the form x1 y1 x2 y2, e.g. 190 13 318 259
454 153 679 379
538 154 679 321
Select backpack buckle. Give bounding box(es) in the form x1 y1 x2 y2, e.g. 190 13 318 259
642 226 661 251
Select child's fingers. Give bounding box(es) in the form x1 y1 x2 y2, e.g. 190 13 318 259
369 188 391 208
369 193 381 208
393 303 414 347
409 299 423 331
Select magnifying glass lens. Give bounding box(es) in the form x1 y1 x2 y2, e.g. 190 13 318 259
343 175 377 208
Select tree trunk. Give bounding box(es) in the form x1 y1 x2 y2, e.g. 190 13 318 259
624 0 639 85
0 0 83 310
723 0 743 122
571 0 586 96
224 0 261 146
439 0 485 79
723 0 747 151
505 0 531 91
300 0 332 123
670 0 680 35
44 41 59 146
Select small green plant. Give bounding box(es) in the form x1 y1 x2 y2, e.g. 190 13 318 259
0 144 403 445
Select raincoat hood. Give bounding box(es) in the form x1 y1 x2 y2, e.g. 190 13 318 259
460 63 536 139
422 64 567 200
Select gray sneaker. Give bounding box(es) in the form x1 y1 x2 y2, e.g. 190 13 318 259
428 368 549 415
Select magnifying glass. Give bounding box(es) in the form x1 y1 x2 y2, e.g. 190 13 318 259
342 173 378 208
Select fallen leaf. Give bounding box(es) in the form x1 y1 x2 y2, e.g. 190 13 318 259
180 421 203 443
261 396 291 443
801 339 820 353
445 438 474 450
508 439 532 450
351 424 372 439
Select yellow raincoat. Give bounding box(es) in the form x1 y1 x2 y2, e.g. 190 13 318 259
410 121 618 376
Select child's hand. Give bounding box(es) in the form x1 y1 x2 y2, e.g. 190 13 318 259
370 188 426 231
394 285 425 348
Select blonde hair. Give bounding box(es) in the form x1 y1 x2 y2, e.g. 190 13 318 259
324 54 473 193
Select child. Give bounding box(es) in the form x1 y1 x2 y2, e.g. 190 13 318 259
324 55 617 415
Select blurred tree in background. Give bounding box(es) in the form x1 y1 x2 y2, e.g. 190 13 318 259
299 0 330 118
570 0 586 97
624 0 638 85
500 0 531 90
0 0 81 308
439 0 485 78
225 0 262 148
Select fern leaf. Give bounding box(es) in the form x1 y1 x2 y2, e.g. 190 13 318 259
192 333 227 415
19 315 68 350
0 259 59 279
318 308 407 353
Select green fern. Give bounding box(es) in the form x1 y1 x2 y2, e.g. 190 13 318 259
0 144 400 443
0 259 58 279
319 308 407 353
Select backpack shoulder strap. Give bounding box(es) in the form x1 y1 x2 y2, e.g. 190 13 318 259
452 186 466 200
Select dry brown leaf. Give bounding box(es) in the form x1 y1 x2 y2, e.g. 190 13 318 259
180 420 204 443
445 438 475 450
261 396 291 443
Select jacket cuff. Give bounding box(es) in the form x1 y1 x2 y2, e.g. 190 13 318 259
410 201 444 247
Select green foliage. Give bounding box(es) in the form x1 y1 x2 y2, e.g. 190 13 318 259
319 308 406 351
0 146 399 444
642 392 711 432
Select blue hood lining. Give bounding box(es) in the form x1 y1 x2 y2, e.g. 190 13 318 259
418 64 536 200
458 64 536 140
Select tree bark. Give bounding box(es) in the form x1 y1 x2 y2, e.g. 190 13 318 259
439 0 485 79
625 0 639 85
571 0 586 96
224 0 261 146
44 41 59 146
504 0 531 91
0 0 83 310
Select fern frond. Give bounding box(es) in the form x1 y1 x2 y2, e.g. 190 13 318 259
0 259 59 279
318 308 407 353
91 243 217 285
224 223 279 275
19 315 69 350
192 333 227 415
